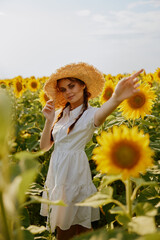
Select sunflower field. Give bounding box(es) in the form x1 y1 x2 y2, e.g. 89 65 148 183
0 68 160 240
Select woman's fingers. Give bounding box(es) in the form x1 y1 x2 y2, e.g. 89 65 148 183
133 77 139 83
134 83 140 88
122 69 143 83
44 106 53 111
47 99 54 104
130 69 144 80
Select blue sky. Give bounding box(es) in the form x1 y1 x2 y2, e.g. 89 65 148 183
0 0 160 78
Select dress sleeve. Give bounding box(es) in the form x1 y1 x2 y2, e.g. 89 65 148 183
85 107 99 129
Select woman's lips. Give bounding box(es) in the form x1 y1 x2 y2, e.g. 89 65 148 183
68 95 74 100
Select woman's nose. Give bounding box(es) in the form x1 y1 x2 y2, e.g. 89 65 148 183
66 88 71 94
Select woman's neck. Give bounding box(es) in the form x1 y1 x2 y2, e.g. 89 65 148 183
70 103 83 111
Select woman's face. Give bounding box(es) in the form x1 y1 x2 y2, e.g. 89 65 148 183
58 79 85 108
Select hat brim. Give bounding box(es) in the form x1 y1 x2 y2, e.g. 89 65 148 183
44 62 105 108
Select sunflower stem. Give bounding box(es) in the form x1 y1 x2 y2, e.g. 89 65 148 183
126 178 132 218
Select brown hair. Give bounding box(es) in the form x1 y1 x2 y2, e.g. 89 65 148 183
50 78 91 140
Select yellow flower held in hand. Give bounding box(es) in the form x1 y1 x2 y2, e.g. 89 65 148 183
92 125 154 179
118 83 156 120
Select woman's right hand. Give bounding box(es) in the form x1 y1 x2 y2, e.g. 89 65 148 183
42 100 55 123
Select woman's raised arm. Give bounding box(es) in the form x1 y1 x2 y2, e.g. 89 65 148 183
94 69 143 127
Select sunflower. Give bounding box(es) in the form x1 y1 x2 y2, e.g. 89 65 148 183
13 78 25 98
0 80 7 88
143 73 154 86
40 76 49 84
139 69 146 78
4 79 12 88
118 83 156 120
105 74 113 81
154 67 160 83
39 90 50 106
116 73 124 81
100 80 115 104
28 77 40 92
92 125 154 179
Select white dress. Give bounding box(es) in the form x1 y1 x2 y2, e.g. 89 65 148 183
40 104 100 231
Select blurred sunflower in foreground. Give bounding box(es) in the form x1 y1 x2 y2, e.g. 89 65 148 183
39 90 50 106
92 125 154 179
100 80 115 104
118 82 156 120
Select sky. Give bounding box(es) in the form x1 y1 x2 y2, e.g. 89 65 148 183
0 0 160 79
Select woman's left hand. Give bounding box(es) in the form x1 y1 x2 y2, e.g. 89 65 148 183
112 69 144 103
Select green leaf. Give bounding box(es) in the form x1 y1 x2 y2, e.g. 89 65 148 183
137 185 160 201
27 225 46 235
72 227 108 240
22 195 66 207
134 202 157 217
110 206 125 215
137 232 160 240
99 175 122 189
99 186 113 197
18 169 38 203
20 207 30 228
3 176 22 215
131 178 157 188
116 213 131 227
128 216 156 235
26 182 44 196
13 229 34 240
15 151 44 165
76 192 114 208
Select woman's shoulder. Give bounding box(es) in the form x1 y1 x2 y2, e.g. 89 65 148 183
87 104 99 112
83 104 99 118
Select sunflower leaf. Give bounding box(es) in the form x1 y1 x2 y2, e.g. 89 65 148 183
133 202 157 217
116 213 131 228
76 192 114 208
128 216 156 235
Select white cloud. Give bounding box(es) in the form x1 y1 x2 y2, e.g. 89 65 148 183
92 14 106 23
75 9 91 17
0 12 6 16
127 0 160 9
90 9 160 38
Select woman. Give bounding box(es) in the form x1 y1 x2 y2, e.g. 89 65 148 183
40 62 143 240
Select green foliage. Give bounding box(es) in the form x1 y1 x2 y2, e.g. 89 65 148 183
0 80 160 240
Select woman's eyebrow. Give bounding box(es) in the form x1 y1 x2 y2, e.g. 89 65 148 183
59 82 74 89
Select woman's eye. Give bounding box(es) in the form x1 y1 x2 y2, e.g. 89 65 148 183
69 84 75 89
59 88 66 92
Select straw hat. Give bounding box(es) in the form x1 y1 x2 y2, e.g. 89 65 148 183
44 62 105 108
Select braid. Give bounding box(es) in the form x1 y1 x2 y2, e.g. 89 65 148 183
50 102 70 141
67 87 90 134
55 102 70 125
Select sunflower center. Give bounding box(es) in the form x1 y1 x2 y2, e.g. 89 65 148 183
128 93 146 109
111 141 140 169
157 72 160 78
16 81 23 92
31 82 37 88
105 88 113 100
